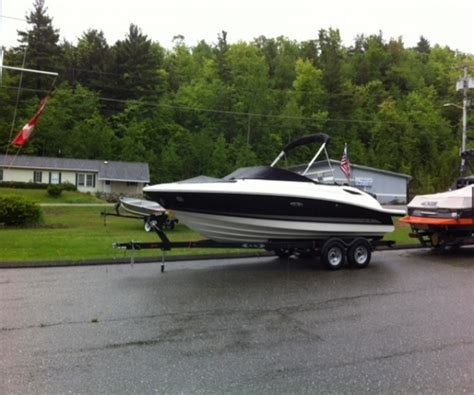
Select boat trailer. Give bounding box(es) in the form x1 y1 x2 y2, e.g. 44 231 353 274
101 203 178 231
112 215 396 272
408 226 474 249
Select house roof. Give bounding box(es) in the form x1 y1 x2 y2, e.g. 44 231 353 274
290 160 412 180
0 154 150 183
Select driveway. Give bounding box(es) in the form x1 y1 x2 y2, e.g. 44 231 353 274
1 249 473 393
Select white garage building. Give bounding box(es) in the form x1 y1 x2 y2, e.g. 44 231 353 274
290 160 412 204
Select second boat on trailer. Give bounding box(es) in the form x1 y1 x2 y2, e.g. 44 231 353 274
142 134 404 269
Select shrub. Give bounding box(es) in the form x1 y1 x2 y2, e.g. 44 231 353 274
0 181 48 190
47 184 63 198
60 182 77 191
0 195 43 226
0 181 77 191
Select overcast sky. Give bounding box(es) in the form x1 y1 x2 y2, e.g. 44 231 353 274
1 0 473 53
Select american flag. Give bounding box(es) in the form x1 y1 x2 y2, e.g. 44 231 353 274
340 144 352 182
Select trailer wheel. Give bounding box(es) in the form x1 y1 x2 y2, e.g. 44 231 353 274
144 219 154 232
321 239 346 270
347 239 371 268
165 219 176 231
275 248 293 258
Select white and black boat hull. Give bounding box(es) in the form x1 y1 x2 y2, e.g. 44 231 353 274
173 210 394 242
144 180 402 242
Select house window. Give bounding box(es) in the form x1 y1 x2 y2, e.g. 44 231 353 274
50 172 60 184
127 182 138 186
77 173 94 187
34 171 42 183
105 180 111 185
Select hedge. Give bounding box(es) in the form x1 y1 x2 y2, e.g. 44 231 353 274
0 181 77 191
0 181 48 190
0 195 43 226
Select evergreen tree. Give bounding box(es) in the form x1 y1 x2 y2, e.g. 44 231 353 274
72 30 112 92
16 0 62 92
109 24 164 102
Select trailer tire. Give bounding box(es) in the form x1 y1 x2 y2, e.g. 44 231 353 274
321 239 346 270
144 219 154 232
347 239 371 268
165 220 175 231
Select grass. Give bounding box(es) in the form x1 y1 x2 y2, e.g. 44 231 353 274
0 206 246 263
0 187 104 204
384 217 414 244
0 206 414 264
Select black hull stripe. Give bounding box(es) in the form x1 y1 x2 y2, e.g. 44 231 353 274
145 191 394 226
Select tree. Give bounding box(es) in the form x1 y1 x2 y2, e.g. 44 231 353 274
215 31 231 83
349 33 389 85
16 0 62 92
227 43 271 146
415 36 431 54
70 29 112 92
27 83 104 157
63 114 115 159
207 134 231 177
109 24 165 102
292 59 328 123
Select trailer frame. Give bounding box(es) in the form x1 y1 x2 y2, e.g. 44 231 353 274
112 215 396 272
408 226 474 249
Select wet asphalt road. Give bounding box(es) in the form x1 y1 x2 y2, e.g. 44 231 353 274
1 249 474 394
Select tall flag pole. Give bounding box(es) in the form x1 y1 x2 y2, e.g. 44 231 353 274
340 143 352 183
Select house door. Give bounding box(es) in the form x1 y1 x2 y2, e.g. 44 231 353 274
104 180 112 193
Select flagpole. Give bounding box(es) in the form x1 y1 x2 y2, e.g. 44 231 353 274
2 60 58 167
0 64 58 76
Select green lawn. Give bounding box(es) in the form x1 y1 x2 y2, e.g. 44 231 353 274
0 206 414 264
0 187 104 204
0 206 243 263
384 217 414 244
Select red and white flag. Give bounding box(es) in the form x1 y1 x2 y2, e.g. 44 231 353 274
340 143 352 182
12 95 50 146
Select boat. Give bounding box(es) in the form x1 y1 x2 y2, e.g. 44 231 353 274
400 185 473 247
400 125 474 247
118 197 178 231
143 134 405 243
119 197 166 217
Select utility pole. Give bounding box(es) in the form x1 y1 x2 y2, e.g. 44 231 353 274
0 48 4 84
457 65 474 176
461 65 469 176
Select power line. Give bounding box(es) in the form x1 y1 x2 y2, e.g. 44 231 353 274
0 84 447 128
0 14 27 22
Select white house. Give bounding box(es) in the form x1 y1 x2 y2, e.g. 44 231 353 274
0 154 150 195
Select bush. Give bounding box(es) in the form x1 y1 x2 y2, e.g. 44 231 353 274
47 184 63 198
0 195 43 226
0 181 48 190
60 182 77 191
0 181 78 192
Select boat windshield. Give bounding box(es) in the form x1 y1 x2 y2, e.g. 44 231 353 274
223 166 315 183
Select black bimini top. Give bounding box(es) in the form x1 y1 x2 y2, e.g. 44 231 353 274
223 166 314 183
